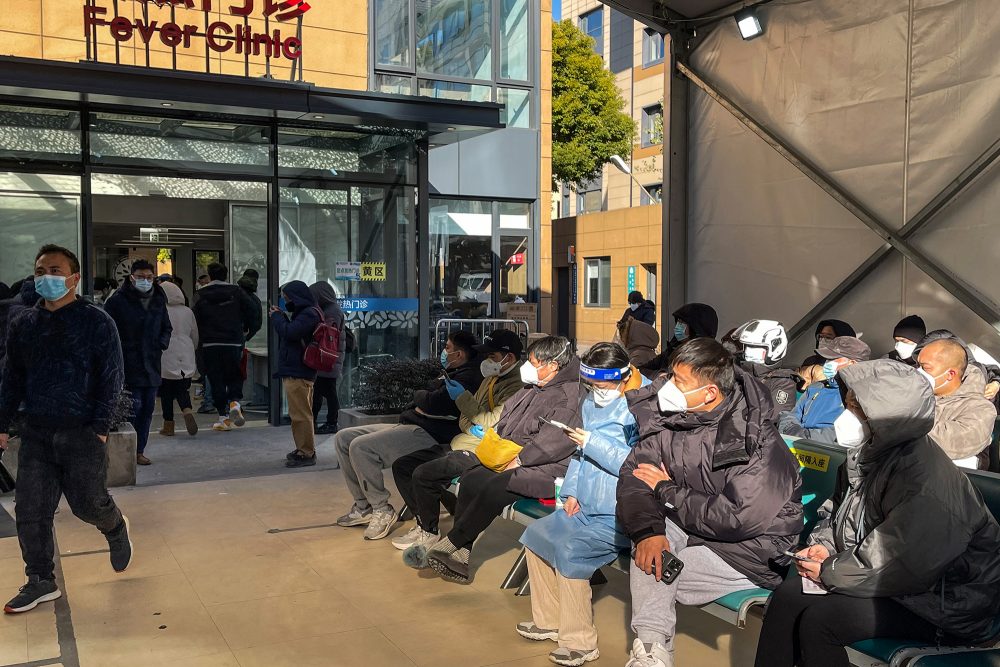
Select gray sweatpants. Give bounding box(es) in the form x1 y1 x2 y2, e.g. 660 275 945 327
630 518 756 663
334 424 441 511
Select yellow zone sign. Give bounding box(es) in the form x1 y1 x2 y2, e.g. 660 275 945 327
790 448 830 473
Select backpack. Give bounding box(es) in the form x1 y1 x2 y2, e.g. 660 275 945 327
303 307 341 373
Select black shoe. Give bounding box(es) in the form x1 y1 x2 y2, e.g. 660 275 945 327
196 403 215 414
285 452 317 468
286 450 300 461
315 423 338 435
108 515 133 573
4 576 61 614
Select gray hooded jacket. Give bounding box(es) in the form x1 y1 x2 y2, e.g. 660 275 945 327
810 360 1000 642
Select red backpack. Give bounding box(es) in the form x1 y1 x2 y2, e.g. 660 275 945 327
303 307 341 373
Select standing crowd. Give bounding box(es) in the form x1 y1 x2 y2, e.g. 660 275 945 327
1 246 999 667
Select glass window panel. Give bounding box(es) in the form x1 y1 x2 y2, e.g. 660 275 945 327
374 0 411 68
640 183 662 206
230 204 269 354
375 73 414 95
577 176 602 214
498 87 531 128
499 200 530 228
429 199 493 320
89 112 269 174
417 79 493 102
584 257 610 308
642 28 664 66
416 0 493 80
277 126 420 183
579 8 603 57
0 172 80 286
0 105 81 164
641 104 663 147
500 0 529 80
500 233 529 304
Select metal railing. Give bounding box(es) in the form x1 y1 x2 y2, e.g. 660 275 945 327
432 318 530 357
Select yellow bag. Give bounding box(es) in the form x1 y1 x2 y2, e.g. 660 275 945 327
475 428 523 472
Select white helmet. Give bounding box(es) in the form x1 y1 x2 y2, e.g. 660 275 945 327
735 319 788 366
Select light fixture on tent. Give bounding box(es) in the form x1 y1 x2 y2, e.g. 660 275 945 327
734 8 764 40
609 155 658 204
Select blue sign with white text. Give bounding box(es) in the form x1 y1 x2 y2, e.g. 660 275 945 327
627 266 636 293
339 298 419 312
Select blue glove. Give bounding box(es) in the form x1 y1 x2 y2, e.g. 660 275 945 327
470 424 485 439
445 378 465 400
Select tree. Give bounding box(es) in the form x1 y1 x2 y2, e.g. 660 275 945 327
552 20 636 189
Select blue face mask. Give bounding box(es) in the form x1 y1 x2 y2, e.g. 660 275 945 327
134 278 153 293
674 323 687 341
822 360 840 380
34 275 72 302
440 349 451 368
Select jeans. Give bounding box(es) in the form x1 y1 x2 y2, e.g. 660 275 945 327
15 422 124 581
159 378 192 422
202 346 243 417
447 465 526 550
312 376 340 427
129 386 158 455
392 449 478 533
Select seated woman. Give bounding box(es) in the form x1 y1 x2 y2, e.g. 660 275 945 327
515 343 648 667
755 359 1000 667
424 336 584 584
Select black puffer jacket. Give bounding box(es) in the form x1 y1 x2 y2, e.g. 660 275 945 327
619 300 656 327
618 367 803 589
741 361 797 421
495 357 585 498
0 278 36 372
194 281 259 347
640 303 719 376
400 358 483 444
809 360 1000 642
104 281 172 388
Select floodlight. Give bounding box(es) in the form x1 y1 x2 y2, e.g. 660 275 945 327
734 9 763 40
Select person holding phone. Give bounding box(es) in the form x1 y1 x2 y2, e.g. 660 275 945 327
755 360 1000 667
617 338 803 667
514 343 648 667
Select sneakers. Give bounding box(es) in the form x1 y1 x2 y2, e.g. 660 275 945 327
391 525 437 551
229 401 246 427
336 505 373 527
285 452 316 468
363 505 400 540
108 515 133 573
315 423 338 435
625 639 670 667
182 409 198 436
427 541 471 584
4 577 61 614
549 648 599 666
515 621 559 642
212 418 233 432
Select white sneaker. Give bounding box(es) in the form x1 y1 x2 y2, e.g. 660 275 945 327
363 505 399 540
229 401 246 427
391 526 436 551
212 418 233 432
624 639 670 667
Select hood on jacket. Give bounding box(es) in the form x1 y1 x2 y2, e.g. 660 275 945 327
309 281 339 307
623 319 660 351
816 319 856 340
540 355 582 391
161 281 186 306
673 303 718 339
837 360 935 460
913 329 971 360
280 280 316 312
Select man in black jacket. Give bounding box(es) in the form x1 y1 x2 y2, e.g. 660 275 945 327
638 302 718 377
104 259 172 466
0 245 132 614
619 291 656 327
334 331 483 541
192 263 258 432
618 338 802 667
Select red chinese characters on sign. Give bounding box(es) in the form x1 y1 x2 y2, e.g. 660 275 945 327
508 253 525 266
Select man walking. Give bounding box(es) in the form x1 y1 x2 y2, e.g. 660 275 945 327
0 245 132 614
104 259 172 466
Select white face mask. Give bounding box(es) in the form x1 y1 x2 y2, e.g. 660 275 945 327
918 368 949 392
591 386 622 408
895 341 917 360
629 303 640 312
744 346 767 365
520 361 542 385
657 379 710 413
480 356 509 378
834 410 869 447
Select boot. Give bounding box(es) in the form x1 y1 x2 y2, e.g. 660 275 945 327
182 409 198 436
159 420 175 437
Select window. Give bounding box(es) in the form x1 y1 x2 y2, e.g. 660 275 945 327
640 183 662 205
374 0 411 68
500 0 529 80
642 28 664 67
374 73 414 95
643 262 657 308
608 9 633 74
641 104 663 148
560 183 570 217
498 87 531 128
429 199 493 318
584 257 611 308
579 9 603 58
417 79 493 102
577 176 602 214
416 0 493 80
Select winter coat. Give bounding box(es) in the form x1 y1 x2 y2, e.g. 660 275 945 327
451 365 525 452
270 280 321 380
929 364 997 466
193 281 258 348
808 360 1000 643
561 369 649 519
0 278 36 373
399 358 483 444
308 281 347 379
494 357 586 498
618 366 804 589
639 302 718 375
104 281 172 388
618 318 660 369
619 300 656 327
778 380 844 444
237 276 264 342
881 348 919 368
741 362 797 421
160 282 199 381
0 298 124 436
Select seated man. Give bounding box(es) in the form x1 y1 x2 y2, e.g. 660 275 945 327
618 339 803 667
799 318 856 368
639 302 718 377
422 336 584 584
733 319 797 420
390 329 525 554
779 336 870 444
917 337 997 469
883 314 925 367
334 331 482 540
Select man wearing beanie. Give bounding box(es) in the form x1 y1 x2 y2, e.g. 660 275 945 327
885 315 926 367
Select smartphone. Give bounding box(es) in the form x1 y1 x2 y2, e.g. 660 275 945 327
439 366 451 381
659 550 685 585
783 550 816 563
540 417 573 432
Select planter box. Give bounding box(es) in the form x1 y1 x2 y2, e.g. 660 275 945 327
339 409 400 429
4 423 137 488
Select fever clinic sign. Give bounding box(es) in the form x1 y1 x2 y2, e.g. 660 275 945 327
84 0 311 61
